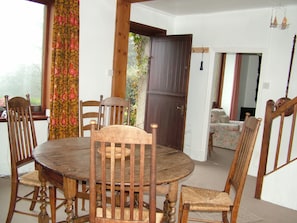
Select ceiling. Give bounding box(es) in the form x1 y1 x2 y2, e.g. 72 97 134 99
136 0 297 16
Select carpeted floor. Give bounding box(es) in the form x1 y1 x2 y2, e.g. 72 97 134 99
1 147 297 223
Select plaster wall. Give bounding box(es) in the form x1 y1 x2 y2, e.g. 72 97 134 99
130 5 297 210
1 0 296 210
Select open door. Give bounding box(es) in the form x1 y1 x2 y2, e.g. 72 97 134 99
145 35 192 150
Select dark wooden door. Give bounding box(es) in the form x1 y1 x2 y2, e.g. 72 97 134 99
144 35 192 150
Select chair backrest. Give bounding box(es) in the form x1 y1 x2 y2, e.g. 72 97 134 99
79 95 103 137
89 123 158 223
5 94 37 176
99 97 130 129
224 115 261 220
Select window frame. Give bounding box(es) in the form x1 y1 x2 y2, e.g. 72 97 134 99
36 0 54 115
0 0 53 121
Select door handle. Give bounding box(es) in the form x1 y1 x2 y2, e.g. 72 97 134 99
176 105 185 116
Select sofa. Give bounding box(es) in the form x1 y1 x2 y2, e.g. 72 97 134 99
209 108 243 150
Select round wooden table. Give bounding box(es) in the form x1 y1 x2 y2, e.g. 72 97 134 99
33 137 194 223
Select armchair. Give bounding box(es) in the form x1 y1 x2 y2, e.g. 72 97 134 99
209 109 244 150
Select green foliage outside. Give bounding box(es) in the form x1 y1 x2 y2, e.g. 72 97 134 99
126 33 149 126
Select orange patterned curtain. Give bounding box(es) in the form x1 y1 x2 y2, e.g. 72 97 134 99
49 0 79 140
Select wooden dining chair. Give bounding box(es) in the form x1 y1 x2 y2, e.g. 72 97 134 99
79 95 103 137
79 95 103 210
98 96 130 129
89 123 163 223
5 95 57 223
178 115 261 223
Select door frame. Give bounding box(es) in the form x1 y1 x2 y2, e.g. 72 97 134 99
112 0 155 98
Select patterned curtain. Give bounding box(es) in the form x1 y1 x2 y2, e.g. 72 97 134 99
49 0 79 140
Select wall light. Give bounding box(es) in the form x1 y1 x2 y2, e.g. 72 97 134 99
270 7 289 30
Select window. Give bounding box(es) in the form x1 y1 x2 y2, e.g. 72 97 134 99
0 0 53 115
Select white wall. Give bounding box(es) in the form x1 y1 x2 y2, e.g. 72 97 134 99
0 120 48 176
1 0 296 210
221 53 236 116
173 6 297 210
0 0 117 176
131 4 175 34
262 161 297 210
238 54 258 120
172 8 297 160
211 53 222 105
0 122 11 176
129 5 297 210
238 55 248 119
242 55 258 107
79 0 116 101
67 2 297 212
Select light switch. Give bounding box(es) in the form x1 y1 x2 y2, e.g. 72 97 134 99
107 69 113 76
263 82 270 89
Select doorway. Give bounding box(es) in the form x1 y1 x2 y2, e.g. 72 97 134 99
127 22 167 129
145 35 192 150
127 22 192 150
212 52 262 121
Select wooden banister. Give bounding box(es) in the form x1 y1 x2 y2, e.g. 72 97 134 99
255 96 297 199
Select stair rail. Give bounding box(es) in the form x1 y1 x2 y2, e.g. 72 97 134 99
255 96 297 199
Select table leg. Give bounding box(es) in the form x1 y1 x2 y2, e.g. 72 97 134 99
162 194 169 222
63 177 77 222
36 164 50 223
167 181 178 223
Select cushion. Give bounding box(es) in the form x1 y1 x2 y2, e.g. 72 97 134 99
181 185 233 212
214 123 239 131
219 115 230 123
211 109 227 123
19 170 41 187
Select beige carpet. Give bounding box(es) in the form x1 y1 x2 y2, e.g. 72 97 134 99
0 178 262 223
0 175 261 223
1 148 297 223
0 177 79 223
190 208 263 223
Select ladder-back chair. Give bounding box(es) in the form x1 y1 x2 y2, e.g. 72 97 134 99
178 115 261 223
79 95 103 137
98 97 130 129
5 95 57 223
79 95 103 210
89 123 163 223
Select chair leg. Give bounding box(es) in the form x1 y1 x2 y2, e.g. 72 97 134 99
223 211 231 223
178 192 190 223
49 186 56 223
178 194 183 223
81 181 87 211
180 205 190 223
162 194 169 222
74 197 78 217
29 186 40 210
6 181 18 223
208 132 214 158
